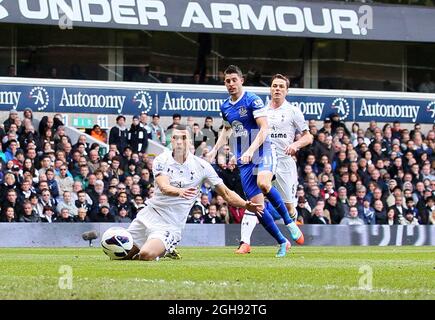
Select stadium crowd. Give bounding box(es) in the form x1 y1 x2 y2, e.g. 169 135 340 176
0 108 433 225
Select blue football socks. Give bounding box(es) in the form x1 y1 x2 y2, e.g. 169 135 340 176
266 187 293 225
257 206 287 245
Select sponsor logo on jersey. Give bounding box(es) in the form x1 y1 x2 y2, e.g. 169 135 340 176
270 133 288 139
239 106 248 117
232 120 248 137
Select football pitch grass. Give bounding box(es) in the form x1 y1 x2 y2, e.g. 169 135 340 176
0 246 434 300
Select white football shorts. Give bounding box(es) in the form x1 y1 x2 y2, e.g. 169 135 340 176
272 156 298 206
127 206 181 253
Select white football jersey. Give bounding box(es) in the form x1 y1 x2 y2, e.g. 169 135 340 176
267 100 309 159
145 151 223 230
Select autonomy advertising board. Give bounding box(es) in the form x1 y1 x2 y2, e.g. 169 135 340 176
0 83 434 123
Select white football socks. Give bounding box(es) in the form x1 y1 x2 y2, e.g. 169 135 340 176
240 212 258 245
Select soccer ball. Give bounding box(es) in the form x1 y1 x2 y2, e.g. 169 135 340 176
101 227 133 260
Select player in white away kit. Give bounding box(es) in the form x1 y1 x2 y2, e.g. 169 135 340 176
124 125 262 261
239 74 313 247
267 74 313 219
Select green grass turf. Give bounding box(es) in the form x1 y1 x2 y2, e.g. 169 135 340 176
0 246 434 300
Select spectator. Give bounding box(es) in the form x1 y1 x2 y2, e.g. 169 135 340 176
389 194 406 221
1 189 21 218
360 198 376 224
45 168 59 199
36 189 57 216
203 204 221 224
138 112 152 138
365 120 378 140
74 190 92 214
94 204 115 222
87 149 100 174
3 109 19 133
54 208 74 222
192 123 205 150
373 199 387 224
187 205 204 224
319 117 332 135
114 207 132 223
56 191 78 217
148 114 166 145
131 194 145 218
310 205 330 224
203 116 218 148
19 201 40 222
115 192 133 219
55 164 74 195
74 207 90 222
401 210 419 225
0 207 16 222
340 207 365 225
306 185 322 209
40 206 55 223
295 196 311 224
330 113 351 136
109 115 128 155
128 115 148 154
74 165 90 190
218 205 233 224
90 125 107 143
313 132 334 163
324 194 343 224
384 208 399 225
167 113 182 132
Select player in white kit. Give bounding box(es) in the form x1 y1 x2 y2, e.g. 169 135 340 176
124 125 262 261
267 74 313 220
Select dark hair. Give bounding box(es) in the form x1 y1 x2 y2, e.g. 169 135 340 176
271 74 290 89
172 113 181 119
43 206 53 213
224 65 243 78
116 115 126 122
173 124 188 131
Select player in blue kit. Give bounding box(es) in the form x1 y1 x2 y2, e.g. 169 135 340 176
207 65 304 257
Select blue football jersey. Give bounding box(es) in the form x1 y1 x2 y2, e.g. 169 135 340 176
220 91 272 166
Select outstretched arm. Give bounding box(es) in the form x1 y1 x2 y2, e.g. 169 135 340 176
214 183 263 215
155 175 198 199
